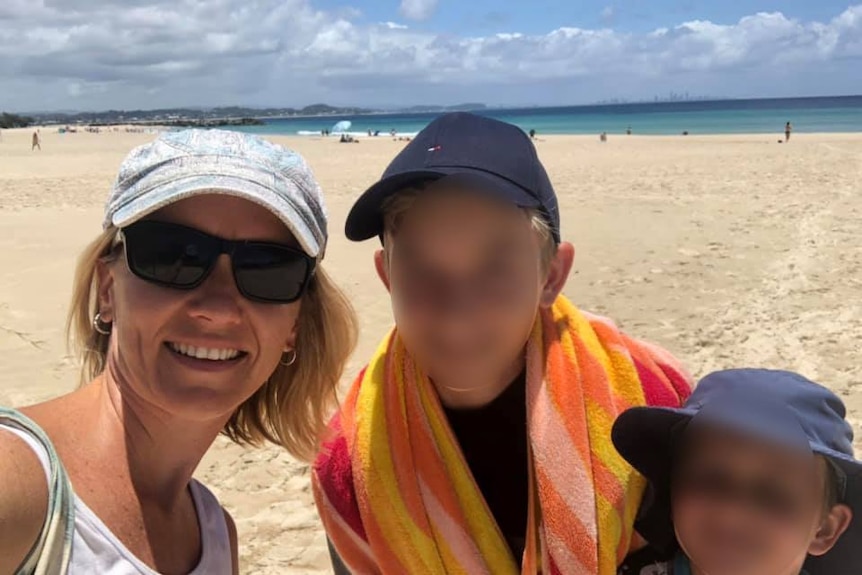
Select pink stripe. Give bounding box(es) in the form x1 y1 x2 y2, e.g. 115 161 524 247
633 358 681 408
315 482 377 572
530 377 598 539
417 475 490 574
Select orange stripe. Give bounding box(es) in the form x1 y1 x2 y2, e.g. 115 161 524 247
535 466 598 571
569 335 617 418
543 324 593 467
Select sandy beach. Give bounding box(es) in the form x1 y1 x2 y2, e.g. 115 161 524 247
1 127 860 573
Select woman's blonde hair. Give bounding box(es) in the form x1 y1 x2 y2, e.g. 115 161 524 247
67 227 358 461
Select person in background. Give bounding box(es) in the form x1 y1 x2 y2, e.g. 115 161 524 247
786 121 793 142
313 113 692 575
0 129 358 574
32 129 41 151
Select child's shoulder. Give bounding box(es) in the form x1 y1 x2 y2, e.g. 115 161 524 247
618 546 681 575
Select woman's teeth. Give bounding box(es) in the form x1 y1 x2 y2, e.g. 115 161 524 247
169 342 241 361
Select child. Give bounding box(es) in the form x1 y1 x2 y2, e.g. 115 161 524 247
312 112 693 574
613 368 859 575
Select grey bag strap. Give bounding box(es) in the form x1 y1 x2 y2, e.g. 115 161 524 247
1 406 74 575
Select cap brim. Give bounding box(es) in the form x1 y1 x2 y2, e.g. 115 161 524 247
108 174 322 258
612 406 694 554
612 406 695 484
345 167 543 242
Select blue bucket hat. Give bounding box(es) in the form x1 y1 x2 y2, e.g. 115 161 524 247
104 129 328 259
612 368 862 575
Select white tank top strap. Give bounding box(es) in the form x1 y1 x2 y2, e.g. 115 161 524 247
187 480 232 574
0 411 76 574
1 423 52 481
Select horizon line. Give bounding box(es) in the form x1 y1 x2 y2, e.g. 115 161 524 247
8 93 862 118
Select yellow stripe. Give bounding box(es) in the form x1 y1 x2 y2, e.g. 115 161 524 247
416 367 517 573
584 401 623 473
620 474 647 559
595 490 624 572
605 347 648 407
355 344 442 573
571 318 617 377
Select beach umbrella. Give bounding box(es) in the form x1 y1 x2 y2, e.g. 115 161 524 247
331 120 352 134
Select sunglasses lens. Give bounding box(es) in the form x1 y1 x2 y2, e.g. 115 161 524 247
123 222 214 288
122 221 313 303
234 244 312 302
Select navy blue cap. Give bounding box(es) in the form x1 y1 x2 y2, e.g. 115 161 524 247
344 112 560 243
612 368 862 575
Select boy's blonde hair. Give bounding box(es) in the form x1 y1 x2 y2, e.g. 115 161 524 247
381 186 558 271
66 227 358 462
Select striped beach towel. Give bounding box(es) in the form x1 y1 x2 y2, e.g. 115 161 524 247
313 295 691 574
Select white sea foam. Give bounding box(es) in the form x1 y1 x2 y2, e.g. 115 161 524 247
296 130 418 138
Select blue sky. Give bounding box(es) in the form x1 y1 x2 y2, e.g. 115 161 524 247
323 0 853 34
0 0 860 111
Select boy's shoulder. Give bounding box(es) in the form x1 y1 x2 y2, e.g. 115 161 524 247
618 546 680 575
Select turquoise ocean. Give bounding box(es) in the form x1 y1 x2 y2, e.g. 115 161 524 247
230 96 862 137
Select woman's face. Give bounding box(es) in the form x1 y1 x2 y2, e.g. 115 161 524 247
98 194 303 424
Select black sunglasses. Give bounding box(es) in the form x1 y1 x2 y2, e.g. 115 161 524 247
119 220 315 304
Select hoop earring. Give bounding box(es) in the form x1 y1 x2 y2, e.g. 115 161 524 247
279 349 297 367
93 312 112 336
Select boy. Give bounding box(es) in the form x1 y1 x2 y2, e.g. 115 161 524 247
313 113 692 574
613 368 859 575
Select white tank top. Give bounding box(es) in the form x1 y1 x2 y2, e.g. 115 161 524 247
3 425 233 575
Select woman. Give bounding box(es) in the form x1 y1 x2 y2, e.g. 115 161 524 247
0 129 358 574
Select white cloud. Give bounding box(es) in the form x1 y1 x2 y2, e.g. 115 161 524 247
0 2 860 111
601 6 615 22
399 0 438 21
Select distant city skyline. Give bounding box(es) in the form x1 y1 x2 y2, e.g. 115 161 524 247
23 92 733 116
0 1 860 113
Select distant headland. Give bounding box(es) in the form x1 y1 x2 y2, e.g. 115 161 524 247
1 103 489 128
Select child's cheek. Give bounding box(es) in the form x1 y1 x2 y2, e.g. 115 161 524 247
672 492 706 553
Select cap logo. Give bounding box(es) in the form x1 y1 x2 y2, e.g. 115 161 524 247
427 145 442 152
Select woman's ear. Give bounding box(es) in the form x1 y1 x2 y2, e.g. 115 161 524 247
96 258 116 322
539 242 575 308
284 312 300 351
808 504 853 556
374 249 391 293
